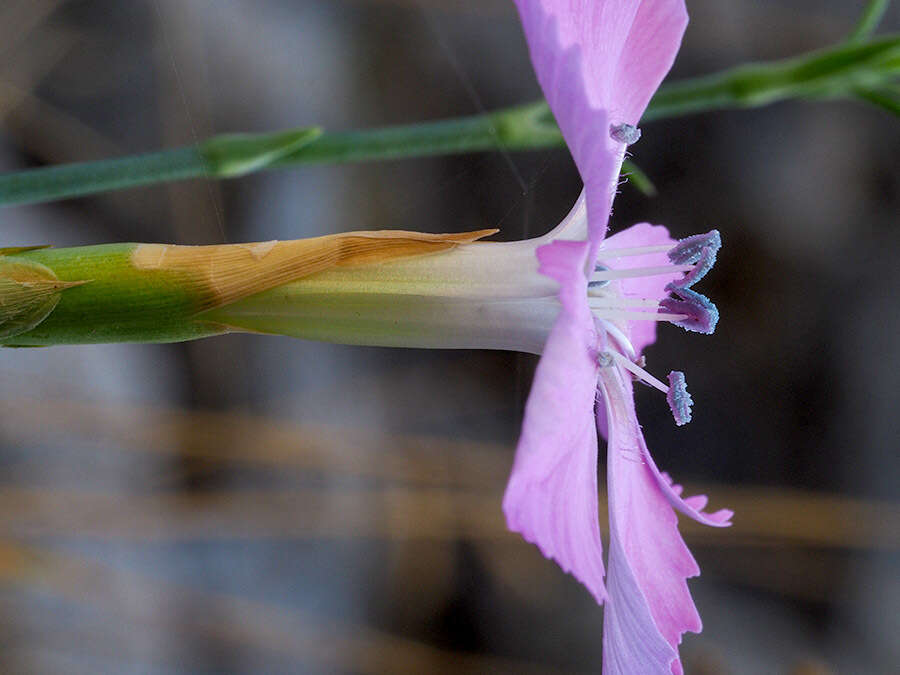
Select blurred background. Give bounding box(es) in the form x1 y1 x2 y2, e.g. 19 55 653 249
0 1 898 673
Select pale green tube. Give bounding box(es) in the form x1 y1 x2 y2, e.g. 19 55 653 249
0 199 587 350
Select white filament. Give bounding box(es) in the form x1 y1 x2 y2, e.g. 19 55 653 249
608 350 670 394
587 303 687 323
591 263 693 281
596 244 673 259
598 320 636 361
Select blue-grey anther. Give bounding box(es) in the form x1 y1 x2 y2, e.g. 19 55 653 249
609 123 641 145
660 285 719 335
668 230 721 289
589 263 610 289
668 230 721 266
597 351 614 368
666 371 693 426
670 245 716 289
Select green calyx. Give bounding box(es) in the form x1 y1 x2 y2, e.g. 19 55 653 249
0 252 88 340
0 244 226 347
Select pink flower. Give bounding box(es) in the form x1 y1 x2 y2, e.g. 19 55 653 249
503 1 733 672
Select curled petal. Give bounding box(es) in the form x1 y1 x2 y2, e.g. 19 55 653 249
503 239 607 602
616 376 732 529
599 368 730 673
659 472 735 526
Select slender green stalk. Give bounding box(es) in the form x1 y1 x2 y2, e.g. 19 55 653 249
273 101 563 165
0 35 897 209
847 0 891 43
642 33 900 119
0 104 559 208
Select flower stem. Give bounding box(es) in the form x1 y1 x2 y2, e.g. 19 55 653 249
641 33 900 119
847 0 892 44
0 35 897 208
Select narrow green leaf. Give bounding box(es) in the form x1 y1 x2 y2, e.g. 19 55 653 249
847 0 892 43
200 127 323 178
854 84 900 115
0 35 897 207
621 160 657 197
0 147 204 207
644 34 900 120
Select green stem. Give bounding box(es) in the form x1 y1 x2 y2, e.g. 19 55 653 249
642 33 900 119
0 35 897 208
273 101 563 165
847 0 891 43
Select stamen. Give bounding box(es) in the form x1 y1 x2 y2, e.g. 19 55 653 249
619 297 665 307
659 286 719 334
607 350 669 394
588 304 689 323
609 123 641 145
666 371 693 426
592 263 693 281
669 244 716 289
588 264 610 289
596 351 614 368
597 320 636 361
587 295 661 308
668 230 721 266
596 244 672 259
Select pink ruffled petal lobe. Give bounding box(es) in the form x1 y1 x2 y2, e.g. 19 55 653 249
503 239 607 603
658 471 734 527
602 535 679 675
599 367 720 674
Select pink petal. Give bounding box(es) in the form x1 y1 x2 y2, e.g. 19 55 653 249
658 472 735 526
684 495 707 510
599 368 729 673
613 0 691 122
503 239 607 603
596 392 609 442
614 378 733 528
542 189 588 241
514 0 688 245
602 534 678 675
601 222 679 356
